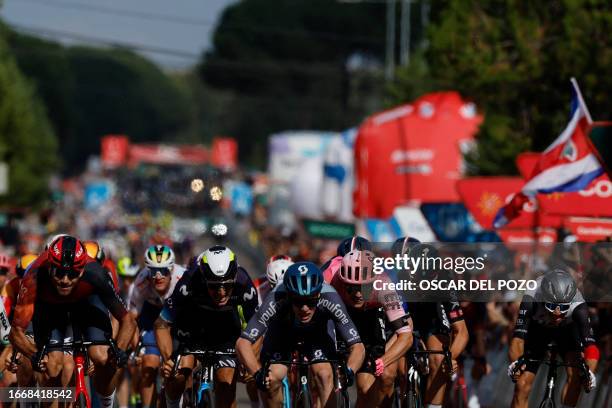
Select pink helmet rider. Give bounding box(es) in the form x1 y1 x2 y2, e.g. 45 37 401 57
339 250 376 285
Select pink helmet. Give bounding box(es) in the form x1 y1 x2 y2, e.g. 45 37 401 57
339 250 376 284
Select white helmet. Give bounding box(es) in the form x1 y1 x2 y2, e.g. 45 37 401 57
144 245 175 269
266 255 293 287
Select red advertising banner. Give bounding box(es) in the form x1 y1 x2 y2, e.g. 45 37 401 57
211 137 238 171
497 228 558 245
565 217 612 242
457 177 561 229
353 92 483 218
516 152 612 217
129 144 209 166
101 135 129 168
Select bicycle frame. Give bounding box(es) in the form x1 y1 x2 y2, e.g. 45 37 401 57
74 346 91 408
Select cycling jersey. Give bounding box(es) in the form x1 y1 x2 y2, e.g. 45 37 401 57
102 258 120 292
3 276 20 318
512 277 596 373
13 253 127 350
160 266 258 351
330 272 410 335
0 300 9 344
321 255 342 283
256 278 272 304
240 283 362 350
130 265 186 313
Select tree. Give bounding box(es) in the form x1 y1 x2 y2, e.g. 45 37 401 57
2 26 195 173
0 38 58 207
390 0 612 175
199 0 388 165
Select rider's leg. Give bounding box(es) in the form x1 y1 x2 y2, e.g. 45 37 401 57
42 350 64 408
263 363 288 408
311 362 335 408
377 360 399 408
140 353 161 408
164 354 194 408
355 372 376 408
560 352 582 407
424 334 449 406
61 352 74 386
214 367 238 408
511 370 535 408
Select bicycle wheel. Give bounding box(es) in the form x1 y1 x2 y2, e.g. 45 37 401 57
538 398 555 408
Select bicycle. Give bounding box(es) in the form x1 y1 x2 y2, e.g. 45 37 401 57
394 340 454 408
512 342 591 408
172 346 236 408
32 333 122 408
263 343 350 408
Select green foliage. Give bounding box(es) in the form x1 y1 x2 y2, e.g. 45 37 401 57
390 0 612 175
199 0 387 165
2 26 194 173
0 39 58 207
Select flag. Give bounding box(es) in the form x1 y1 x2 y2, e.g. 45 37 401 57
493 79 604 228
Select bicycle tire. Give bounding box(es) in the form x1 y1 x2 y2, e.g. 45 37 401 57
538 398 555 408
197 390 212 408
75 393 89 408
406 389 419 408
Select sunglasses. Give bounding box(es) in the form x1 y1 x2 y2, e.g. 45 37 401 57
148 268 171 278
51 267 81 280
345 283 371 295
206 281 235 291
544 302 571 314
291 296 319 308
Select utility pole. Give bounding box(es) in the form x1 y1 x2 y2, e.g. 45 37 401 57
385 0 396 80
400 0 411 66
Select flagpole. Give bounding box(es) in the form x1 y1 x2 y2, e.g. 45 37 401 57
570 77 593 124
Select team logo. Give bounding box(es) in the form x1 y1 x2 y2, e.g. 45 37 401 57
298 265 309 275
179 285 188 296
249 328 259 338
243 287 257 301
313 349 323 359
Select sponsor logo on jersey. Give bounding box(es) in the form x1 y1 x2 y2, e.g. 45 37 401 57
257 301 278 327
318 297 350 325
243 287 256 301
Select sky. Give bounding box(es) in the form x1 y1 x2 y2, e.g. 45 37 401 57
1 0 238 69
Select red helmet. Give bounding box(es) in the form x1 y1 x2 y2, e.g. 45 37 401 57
47 235 88 270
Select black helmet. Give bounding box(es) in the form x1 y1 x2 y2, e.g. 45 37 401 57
337 236 372 257
540 269 577 304
391 236 421 256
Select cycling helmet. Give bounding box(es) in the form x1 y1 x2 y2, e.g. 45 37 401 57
44 233 69 251
199 246 238 282
16 253 37 278
541 269 577 304
391 236 421 256
144 245 175 269
284 262 323 297
337 236 372 257
339 250 376 285
266 255 293 287
47 235 88 270
117 257 139 278
0 253 10 269
83 240 106 264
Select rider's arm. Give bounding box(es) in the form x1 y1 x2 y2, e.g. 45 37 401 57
509 296 534 362
445 302 468 359
346 342 366 374
154 315 173 362
379 283 413 366
236 337 261 376
571 303 599 371
9 268 37 357
237 267 259 321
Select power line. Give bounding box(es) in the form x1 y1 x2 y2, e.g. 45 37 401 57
16 0 383 45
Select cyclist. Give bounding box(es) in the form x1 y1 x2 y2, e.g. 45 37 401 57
331 250 413 407
84 240 120 292
321 235 372 282
9 235 136 408
130 245 185 408
155 245 258 408
236 262 366 408
116 256 140 301
258 254 293 302
508 269 598 408
397 242 469 408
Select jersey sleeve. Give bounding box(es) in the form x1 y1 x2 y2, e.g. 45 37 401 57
513 294 535 339
319 286 361 346
240 289 279 343
129 270 148 313
375 273 411 334
443 301 465 324
159 268 193 324
236 267 259 321
571 303 596 347
12 267 38 330
88 262 128 320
